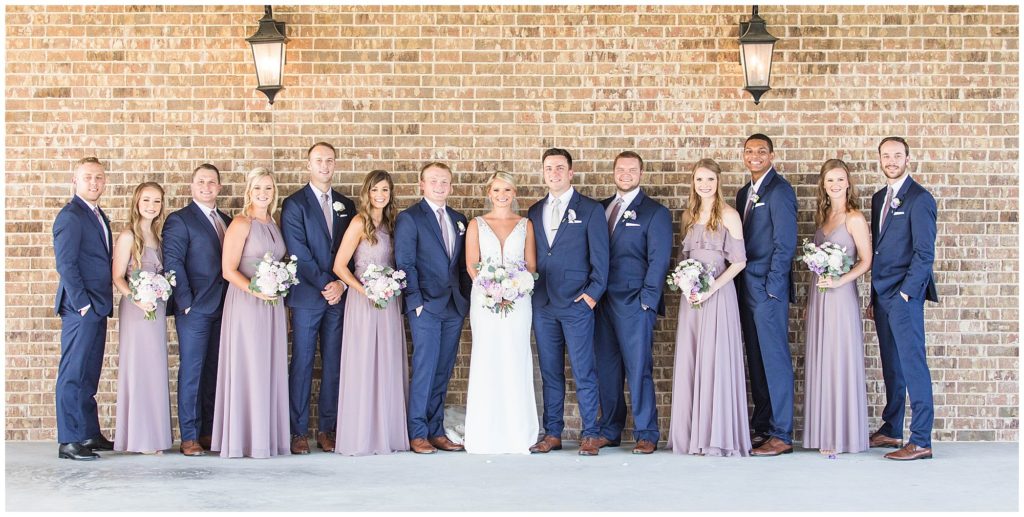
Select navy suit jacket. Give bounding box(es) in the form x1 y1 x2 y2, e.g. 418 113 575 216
528 189 610 309
162 201 232 316
280 184 356 310
53 196 114 317
394 199 471 317
736 167 797 303
600 189 673 316
870 176 939 303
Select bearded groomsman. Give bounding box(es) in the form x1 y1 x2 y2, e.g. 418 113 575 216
53 157 114 460
734 133 798 457
591 152 672 454
163 163 232 456
281 141 356 454
868 136 939 461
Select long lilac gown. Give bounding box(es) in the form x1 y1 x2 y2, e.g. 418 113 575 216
802 221 869 453
335 228 410 456
114 246 172 453
211 217 290 459
669 223 751 457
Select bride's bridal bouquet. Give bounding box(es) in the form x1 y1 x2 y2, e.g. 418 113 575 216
249 252 300 305
799 239 854 293
474 258 538 317
666 259 715 309
361 264 407 309
128 269 176 320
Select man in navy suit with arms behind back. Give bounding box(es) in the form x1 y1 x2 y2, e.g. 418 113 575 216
868 136 938 461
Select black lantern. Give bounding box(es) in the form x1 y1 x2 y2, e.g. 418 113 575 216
738 6 778 105
246 6 288 105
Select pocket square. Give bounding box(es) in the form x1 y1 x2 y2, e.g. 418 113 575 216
893 211 905 216
624 222 641 227
567 220 583 224
754 202 766 208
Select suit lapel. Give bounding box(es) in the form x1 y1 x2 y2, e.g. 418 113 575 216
530 203 550 255
189 201 222 249
446 206 463 265
420 199 448 255
549 190 578 250
737 183 751 226
743 168 777 227
330 191 346 246
611 190 645 243
877 177 915 245
304 184 332 241
72 196 111 256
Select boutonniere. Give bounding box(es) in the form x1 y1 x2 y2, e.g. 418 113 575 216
566 208 579 224
890 197 902 210
750 193 760 204
456 220 466 235
332 201 346 216
621 210 637 221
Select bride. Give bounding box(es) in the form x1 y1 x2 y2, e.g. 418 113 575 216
462 171 540 454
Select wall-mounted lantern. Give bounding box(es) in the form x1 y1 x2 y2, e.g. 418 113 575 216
246 6 288 105
739 6 779 105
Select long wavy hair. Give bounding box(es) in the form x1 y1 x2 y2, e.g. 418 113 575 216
128 182 166 269
814 159 860 227
241 167 278 218
358 170 397 245
483 171 520 212
683 158 726 236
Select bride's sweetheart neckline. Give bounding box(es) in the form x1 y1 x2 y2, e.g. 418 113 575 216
477 216 527 259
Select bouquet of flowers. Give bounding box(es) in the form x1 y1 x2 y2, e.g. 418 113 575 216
249 252 300 305
799 239 854 293
473 258 538 317
666 259 715 309
361 264 407 309
128 269 176 320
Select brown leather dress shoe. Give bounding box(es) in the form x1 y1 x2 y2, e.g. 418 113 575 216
632 439 656 454
316 432 336 453
578 437 600 456
291 435 310 455
884 443 933 461
179 440 204 456
410 438 437 454
869 431 902 449
529 435 562 453
590 437 620 449
751 437 794 457
198 435 212 451
428 435 464 452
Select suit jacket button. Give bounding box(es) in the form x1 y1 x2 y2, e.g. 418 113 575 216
547 252 552 256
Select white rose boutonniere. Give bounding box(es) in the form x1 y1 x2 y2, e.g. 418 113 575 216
456 220 466 235
621 210 637 221
890 197 902 210
750 193 760 204
566 208 579 223
333 201 346 216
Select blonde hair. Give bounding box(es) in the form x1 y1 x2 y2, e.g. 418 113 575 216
814 159 860 227
684 158 726 235
483 171 520 212
357 170 397 245
241 167 278 218
128 182 166 268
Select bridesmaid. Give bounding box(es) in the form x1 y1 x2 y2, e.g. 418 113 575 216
332 170 410 456
112 182 172 454
210 168 290 459
668 158 750 457
802 159 872 455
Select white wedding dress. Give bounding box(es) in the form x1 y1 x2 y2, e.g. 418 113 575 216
463 217 540 454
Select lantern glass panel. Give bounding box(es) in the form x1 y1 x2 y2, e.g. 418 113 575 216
741 42 774 87
250 41 284 87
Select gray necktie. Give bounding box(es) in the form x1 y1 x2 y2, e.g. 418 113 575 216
93 207 109 252
209 209 225 245
879 187 894 229
743 189 755 220
548 197 561 244
321 193 333 239
607 197 623 234
437 207 451 257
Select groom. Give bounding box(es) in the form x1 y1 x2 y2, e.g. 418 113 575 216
528 148 609 456
869 136 938 461
395 162 471 454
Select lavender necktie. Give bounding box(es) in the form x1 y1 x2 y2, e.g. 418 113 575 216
607 197 623 234
437 208 451 257
321 193 333 239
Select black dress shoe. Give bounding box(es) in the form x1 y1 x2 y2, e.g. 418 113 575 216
59 443 99 461
80 435 114 451
750 433 771 449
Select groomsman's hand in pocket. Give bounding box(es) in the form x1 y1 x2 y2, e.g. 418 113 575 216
574 293 596 309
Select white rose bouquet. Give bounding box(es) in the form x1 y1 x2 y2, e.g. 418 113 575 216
799 239 854 293
360 264 407 309
249 253 300 305
128 269 176 320
473 258 538 317
666 259 715 309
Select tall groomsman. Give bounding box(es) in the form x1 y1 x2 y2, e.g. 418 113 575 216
53 157 114 460
868 136 938 461
163 163 232 456
394 162 471 454
527 148 610 456
593 151 673 454
734 133 798 457
281 141 356 454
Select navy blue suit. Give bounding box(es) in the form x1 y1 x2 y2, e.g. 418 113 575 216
735 167 797 444
162 200 231 442
528 189 609 439
394 199 471 440
53 195 113 444
280 184 356 437
594 190 673 444
870 176 938 448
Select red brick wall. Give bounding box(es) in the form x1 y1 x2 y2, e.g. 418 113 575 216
5 5 1018 441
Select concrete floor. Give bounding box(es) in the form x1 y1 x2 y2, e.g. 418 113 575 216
4 441 1019 512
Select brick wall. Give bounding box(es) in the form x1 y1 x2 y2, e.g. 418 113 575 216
5 5 1018 442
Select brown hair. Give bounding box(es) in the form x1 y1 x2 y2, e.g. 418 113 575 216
307 141 337 159
419 161 452 181
878 136 910 155
683 158 726 236
358 170 397 245
191 163 221 182
814 159 860 227
613 151 644 171
128 182 166 269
